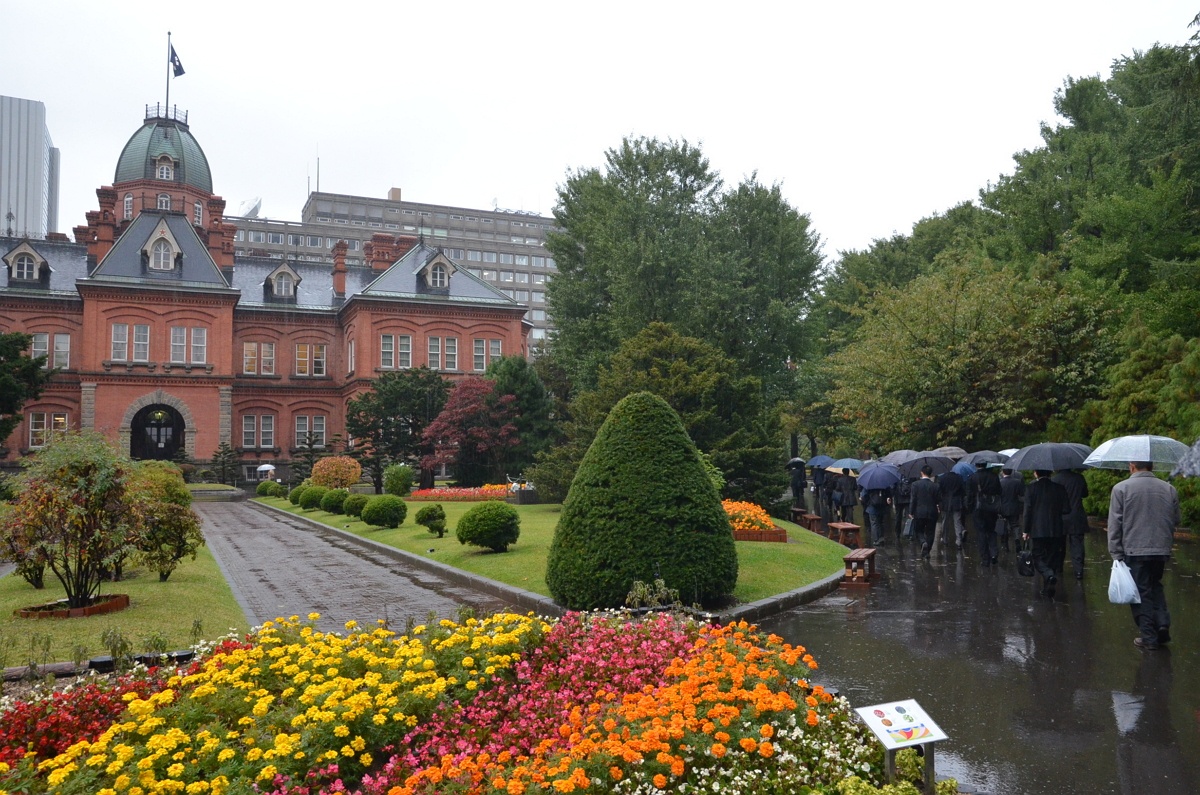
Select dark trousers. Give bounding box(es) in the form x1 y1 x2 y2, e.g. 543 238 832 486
1031 537 1066 583
975 509 998 564
1069 533 1086 573
894 503 909 535
1127 555 1170 644
839 503 855 523
999 511 1020 548
867 508 889 543
912 517 937 555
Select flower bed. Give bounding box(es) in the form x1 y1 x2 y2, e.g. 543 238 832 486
14 593 131 619
723 500 789 542
0 613 942 795
409 484 510 501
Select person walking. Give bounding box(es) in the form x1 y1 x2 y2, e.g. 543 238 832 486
1023 470 1070 597
1108 461 1180 651
837 468 858 524
908 465 940 559
972 462 1003 567
864 485 892 546
810 465 827 518
1053 468 1090 580
790 463 808 513
893 476 913 539
937 468 967 551
998 468 1025 551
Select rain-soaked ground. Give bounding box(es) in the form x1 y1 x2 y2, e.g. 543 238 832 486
761 525 1200 795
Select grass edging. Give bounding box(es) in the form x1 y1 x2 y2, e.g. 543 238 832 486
248 500 844 623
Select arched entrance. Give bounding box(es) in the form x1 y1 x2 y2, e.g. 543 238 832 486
130 404 185 460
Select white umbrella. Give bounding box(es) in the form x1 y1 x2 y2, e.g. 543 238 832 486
256 463 276 472
1082 435 1189 471
1172 439 1200 478
998 448 1019 457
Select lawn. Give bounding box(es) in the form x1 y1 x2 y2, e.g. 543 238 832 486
0 546 248 666
255 497 847 604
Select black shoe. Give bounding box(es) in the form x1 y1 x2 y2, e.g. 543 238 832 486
1075 571 1083 581
1046 574 1057 587
990 557 998 565
1134 637 1160 651
1158 629 1172 645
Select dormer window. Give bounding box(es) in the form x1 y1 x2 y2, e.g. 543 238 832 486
151 240 174 271
124 193 133 220
13 254 36 281
157 157 174 180
275 273 295 297
430 263 448 288
157 193 171 211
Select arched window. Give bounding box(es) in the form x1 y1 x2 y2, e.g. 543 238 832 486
151 240 174 270
430 264 448 288
193 201 203 226
123 193 133 220
13 254 36 280
157 193 171 211
275 273 294 297
157 157 174 180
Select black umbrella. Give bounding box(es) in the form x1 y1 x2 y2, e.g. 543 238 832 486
1171 438 1200 478
897 454 955 479
932 445 968 461
785 457 806 470
960 450 1008 466
881 449 921 465
1004 442 1090 472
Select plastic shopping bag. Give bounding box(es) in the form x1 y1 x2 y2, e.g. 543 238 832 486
1108 560 1141 605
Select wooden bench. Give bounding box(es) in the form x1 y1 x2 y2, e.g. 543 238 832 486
802 513 822 533
843 547 878 582
789 506 806 525
828 521 861 547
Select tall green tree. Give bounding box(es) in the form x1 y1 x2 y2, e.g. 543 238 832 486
0 332 54 443
345 368 449 492
484 355 558 477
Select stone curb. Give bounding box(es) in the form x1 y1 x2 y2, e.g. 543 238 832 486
249 500 844 624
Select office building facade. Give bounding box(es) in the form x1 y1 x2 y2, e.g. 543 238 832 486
0 95 60 238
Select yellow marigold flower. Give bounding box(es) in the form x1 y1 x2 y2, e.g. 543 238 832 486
245 748 263 762
168 763 184 777
351 736 366 751
217 749 235 763
360 752 373 767
308 613 321 621
115 774 131 789
98 789 117 795
186 783 210 795
344 620 358 630
333 724 350 737
258 765 277 781
341 745 355 757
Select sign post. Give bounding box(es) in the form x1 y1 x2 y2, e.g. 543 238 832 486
854 699 947 795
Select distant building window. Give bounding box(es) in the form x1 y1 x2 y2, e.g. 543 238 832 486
467 250 482 261
261 342 275 374
500 271 514 282
515 255 528 266
430 264 448 288
171 327 187 363
13 253 36 280
445 337 458 370
194 202 203 226
124 194 134 220
295 415 326 447
481 269 497 281
531 309 546 322
275 273 295 297
31 333 49 366
133 324 150 362
243 415 276 448
380 334 394 369
532 256 546 268
191 327 207 364
530 328 547 341
546 258 557 269
532 291 545 303
474 339 486 371
500 253 515 265
157 193 171 211
514 290 529 301
267 232 284 244
243 342 276 375
111 324 128 361
515 272 529 283
347 339 355 373
249 231 266 243
151 240 174 270
428 337 441 370
295 343 326 376
489 339 502 364
532 273 546 284
29 412 68 448
157 158 174 180
483 251 497 263
307 236 323 247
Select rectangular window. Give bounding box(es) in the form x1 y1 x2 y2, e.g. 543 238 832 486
532 256 546 268
347 339 355 373
481 269 497 280
267 233 285 245
489 339 502 364
483 251 497 263
53 334 70 369
515 255 528 266
295 415 308 445
243 342 258 374
312 416 326 447
243 415 257 448
249 231 266 243
500 253 515 265
381 334 395 368
288 234 304 246
307 236 323 247
474 338 486 372
532 273 546 284
500 271 514 282
502 289 515 299
515 272 529 283
28 412 68 448
31 333 49 367
532 291 545 303
531 309 546 322
397 335 411 368
111 323 128 361
514 290 529 301
467 267 481 277
445 337 458 370
295 344 327 376
546 258 557 269
191 328 207 364
428 336 441 370
261 343 275 375
171 327 187 363
260 415 274 448
132 324 149 362
467 250 482 261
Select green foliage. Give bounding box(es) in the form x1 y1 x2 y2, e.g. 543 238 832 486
455 500 520 553
256 480 277 497
0 332 54 442
310 456 362 489
128 463 204 583
383 464 414 496
485 355 559 476
342 493 370 519
545 391 737 610
298 486 329 510
345 368 450 492
208 442 240 486
288 485 307 505
361 495 408 529
422 377 520 487
319 488 350 515
415 504 447 538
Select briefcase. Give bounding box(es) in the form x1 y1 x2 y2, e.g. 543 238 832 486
1017 541 1035 577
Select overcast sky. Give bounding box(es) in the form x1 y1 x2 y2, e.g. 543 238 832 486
3 1 1196 259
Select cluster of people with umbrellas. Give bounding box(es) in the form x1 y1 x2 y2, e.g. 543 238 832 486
788 434 1192 649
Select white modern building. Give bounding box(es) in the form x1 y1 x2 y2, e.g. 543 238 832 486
0 96 60 238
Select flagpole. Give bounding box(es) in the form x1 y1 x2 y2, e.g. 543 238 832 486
165 31 172 115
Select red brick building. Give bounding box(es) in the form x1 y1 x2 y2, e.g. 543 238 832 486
0 106 530 480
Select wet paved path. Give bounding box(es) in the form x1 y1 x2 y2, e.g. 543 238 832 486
197 502 514 634
762 528 1200 795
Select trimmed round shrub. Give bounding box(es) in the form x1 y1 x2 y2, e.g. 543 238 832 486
342 493 370 519
415 503 447 538
299 486 329 510
383 464 414 496
361 494 408 528
320 488 350 514
311 455 363 489
456 501 520 552
256 480 276 497
545 391 737 610
288 485 307 505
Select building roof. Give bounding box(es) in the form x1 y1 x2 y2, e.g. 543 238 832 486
114 114 213 193
361 241 522 306
89 211 231 289
0 235 88 296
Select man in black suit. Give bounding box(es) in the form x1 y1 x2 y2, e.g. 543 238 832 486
998 468 1025 551
908 465 941 559
1023 469 1071 596
1052 468 1089 580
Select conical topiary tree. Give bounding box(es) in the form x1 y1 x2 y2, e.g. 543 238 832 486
545 391 737 610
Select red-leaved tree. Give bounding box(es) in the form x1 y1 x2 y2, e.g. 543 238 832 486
421 377 519 487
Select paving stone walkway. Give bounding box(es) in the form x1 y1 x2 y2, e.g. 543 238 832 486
197 501 515 634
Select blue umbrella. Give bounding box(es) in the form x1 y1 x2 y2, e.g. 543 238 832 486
828 457 864 472
857 462 901 490
952 460 976 479
807 454 835 469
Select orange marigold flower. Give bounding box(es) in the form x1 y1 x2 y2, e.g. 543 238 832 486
806 696 819 707
739 737 758 753
759 741 775 757
653 774 668 789
807 710 820 726
609 767 623 781
760 724 774 739
603 719 617 733
701 721 716 734
714 731 730 743
711 743 727 758
671 759 685 777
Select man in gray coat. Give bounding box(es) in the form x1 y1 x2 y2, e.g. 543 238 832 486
1108 461 1181 651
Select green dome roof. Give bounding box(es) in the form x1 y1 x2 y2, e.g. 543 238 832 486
114 110 212 193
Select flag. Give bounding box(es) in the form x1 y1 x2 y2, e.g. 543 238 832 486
170 45 185 77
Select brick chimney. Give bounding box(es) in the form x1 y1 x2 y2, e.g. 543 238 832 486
393 234 418 260
205 196 235 273
366 233 395 271
331 239 348 278
92 187 119 262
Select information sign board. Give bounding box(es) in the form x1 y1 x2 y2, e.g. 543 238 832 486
853 699 948 750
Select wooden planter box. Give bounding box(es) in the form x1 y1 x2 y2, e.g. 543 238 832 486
732 525 789 543
15 593 130 619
